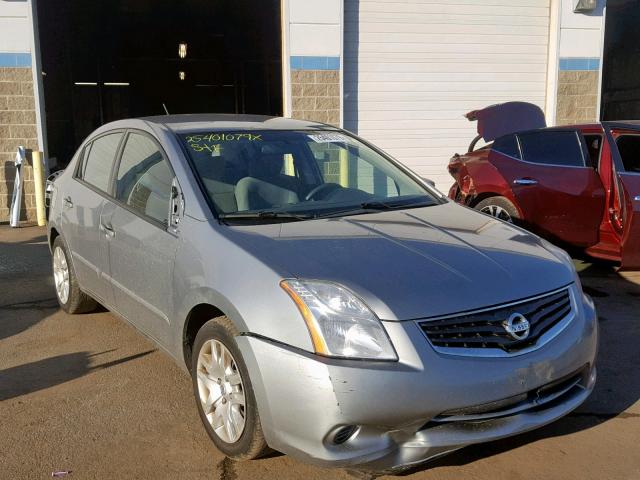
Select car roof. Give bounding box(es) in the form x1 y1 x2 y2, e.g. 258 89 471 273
542 121 640 130
139 114 337 133
82 115 342 150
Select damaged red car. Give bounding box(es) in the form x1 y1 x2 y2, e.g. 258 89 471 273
448 102 640 269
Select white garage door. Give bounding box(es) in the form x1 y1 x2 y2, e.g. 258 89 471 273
343 0 551 190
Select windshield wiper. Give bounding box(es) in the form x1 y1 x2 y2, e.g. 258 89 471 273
360 199 435 210
219 211 314 222
359 201 395 210
314 200 434 219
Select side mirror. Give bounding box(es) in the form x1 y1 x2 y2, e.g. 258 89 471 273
422 177 436 188
421 176 447 198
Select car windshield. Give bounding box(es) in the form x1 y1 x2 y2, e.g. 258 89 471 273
178 129 439 221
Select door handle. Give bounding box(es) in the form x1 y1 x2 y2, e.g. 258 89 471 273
513 178 538 186
63 196 73 208
100 222 116 238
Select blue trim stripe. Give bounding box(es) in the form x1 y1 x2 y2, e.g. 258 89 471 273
290 56 340 71
559 57 600 71
0 52 32 67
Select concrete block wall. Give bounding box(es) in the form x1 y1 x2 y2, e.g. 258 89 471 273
0 0 38 223
557 68 599 125
291 68 340 125
0 67 38 223
285 0 342 127
0 66 38 223
555 0 604 125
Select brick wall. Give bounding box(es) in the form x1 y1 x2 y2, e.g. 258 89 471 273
291 69 340 126
556 70 599 126
0 67 38 223
290 68 342 183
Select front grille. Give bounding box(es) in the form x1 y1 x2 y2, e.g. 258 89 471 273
418 287 572 353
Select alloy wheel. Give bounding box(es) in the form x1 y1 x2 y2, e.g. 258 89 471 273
53 246 70 304
196 339 246 443
480 204 513 223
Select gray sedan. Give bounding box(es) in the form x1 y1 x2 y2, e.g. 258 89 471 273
47 115 597 473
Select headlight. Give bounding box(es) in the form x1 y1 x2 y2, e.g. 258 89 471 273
280 279 397 361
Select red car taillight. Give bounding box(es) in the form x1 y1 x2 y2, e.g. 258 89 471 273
448 154 461 178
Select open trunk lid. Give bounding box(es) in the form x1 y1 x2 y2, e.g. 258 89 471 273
465 101 547 143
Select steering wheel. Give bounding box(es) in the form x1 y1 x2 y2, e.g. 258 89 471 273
304 183 341 201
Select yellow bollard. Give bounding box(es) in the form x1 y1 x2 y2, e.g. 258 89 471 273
339 149 349 187
284 153 295 176
32 150 46 226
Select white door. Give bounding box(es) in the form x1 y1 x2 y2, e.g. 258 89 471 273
344 0 551 190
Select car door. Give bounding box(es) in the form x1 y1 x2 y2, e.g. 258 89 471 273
100 131 179 347
60 132 124 305
490 129 605 247
603 124 640 269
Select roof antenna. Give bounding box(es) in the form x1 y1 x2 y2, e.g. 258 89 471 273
162 103 170 115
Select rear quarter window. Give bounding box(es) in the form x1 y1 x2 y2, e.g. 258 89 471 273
492 134 521 159
517 130 585 167
79 132 124 192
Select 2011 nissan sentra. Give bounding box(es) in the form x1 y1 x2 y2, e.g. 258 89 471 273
47 114 598 473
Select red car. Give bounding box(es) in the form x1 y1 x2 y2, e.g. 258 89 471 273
448 102 640 269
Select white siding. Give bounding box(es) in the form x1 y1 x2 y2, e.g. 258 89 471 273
288 0 342 57
290 24 342 57
559 0 604 58
0 0 31 53
344 0 551 189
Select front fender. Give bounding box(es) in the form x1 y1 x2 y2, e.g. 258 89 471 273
171 216 315 368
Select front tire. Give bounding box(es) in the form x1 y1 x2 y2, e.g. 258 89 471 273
191 316 268 460
52 236 97 314
474 196 520 224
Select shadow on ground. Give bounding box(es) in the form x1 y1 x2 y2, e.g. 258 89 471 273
1 227 158 400
0 230 56 341
0 349 156 401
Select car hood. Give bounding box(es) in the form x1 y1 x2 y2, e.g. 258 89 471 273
223 202 574 321
465 101 546 142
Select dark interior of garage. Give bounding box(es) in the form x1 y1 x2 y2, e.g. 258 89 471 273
601 0 640 120
37 0 282 168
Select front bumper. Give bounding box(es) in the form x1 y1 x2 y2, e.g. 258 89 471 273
237 287 598 472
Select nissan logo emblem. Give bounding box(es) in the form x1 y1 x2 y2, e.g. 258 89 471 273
503 313 531 341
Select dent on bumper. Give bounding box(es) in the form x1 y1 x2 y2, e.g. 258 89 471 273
237 291 598 471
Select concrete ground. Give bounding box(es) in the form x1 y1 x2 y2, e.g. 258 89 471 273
1 225 639 480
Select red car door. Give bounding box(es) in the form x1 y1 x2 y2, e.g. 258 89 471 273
490 129 605 247
604 123 640 269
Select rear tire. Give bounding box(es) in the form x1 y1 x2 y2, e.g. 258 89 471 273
191 316 268 460
52 236 97 314
474 196 520 224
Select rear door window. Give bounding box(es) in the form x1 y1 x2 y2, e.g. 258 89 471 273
517 130 586 167
615 135 640 172
80 133 123 192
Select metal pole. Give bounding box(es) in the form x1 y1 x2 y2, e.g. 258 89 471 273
9 147 26 228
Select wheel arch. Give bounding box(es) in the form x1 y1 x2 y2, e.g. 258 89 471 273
182 303 226 371
468 191 501 208
180 296 251 372
49 226 60 250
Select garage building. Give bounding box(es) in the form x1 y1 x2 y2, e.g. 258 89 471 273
0 0 624 222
